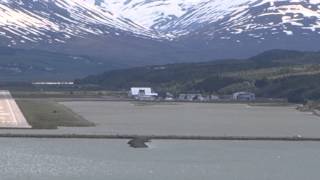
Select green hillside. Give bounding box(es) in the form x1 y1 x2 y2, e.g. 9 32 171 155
0 47 121 81
76 49 320 102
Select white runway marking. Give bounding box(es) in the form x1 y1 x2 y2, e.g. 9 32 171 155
0 90 31 128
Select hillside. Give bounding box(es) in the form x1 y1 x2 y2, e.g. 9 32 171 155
76 50 320 102
0 47 120 81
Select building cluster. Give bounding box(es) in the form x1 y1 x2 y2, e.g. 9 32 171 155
178 94 219 101
129 87 256 102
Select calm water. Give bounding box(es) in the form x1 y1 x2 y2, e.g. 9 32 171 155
0 138 319 180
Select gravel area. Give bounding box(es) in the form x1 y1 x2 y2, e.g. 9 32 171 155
2 101 320 137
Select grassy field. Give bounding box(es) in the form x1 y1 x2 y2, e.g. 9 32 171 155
11 91 129 99
16 100 95 129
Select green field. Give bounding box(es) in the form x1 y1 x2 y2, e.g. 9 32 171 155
16 100 95 129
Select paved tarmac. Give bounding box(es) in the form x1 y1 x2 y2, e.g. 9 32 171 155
0 91 31 128
57 101 320 137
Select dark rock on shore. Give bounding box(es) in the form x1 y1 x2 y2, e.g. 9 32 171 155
297 101 320 117
128 137 150 148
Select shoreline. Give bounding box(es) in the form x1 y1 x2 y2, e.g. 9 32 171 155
313 109 320 117
15 97 289 105
0 134 319 141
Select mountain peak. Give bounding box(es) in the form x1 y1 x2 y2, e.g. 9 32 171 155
0 0 319 60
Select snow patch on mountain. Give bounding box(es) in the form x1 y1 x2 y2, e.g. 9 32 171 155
0 0 319 46
97 0 202 30
163 0 320 39
0 0 161 46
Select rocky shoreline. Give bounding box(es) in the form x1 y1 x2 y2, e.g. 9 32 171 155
297 101 320 117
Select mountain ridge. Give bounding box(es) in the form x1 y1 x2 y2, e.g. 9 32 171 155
1 0 319 43
0 0 319 67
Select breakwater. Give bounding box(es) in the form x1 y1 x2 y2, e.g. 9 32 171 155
0 134 320 141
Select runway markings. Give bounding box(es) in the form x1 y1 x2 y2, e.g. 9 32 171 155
0 90 31 128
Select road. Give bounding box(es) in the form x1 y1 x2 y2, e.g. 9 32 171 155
0 90 31 128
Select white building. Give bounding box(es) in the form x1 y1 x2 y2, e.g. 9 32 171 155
129 87 158 99
233 92 256 101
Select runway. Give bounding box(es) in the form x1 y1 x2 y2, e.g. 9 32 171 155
0 90 31 128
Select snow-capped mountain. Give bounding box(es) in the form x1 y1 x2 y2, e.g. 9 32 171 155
0 0 319 60
84 0 320 38
98 0 200 31
173 0 320 40
0 0 164 46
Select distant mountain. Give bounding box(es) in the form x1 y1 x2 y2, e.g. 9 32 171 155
76 49 320 102
0 0 319 63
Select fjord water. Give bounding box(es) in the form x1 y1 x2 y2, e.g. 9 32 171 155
0 138 319 180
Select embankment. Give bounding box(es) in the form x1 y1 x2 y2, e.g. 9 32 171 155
0 134 320 141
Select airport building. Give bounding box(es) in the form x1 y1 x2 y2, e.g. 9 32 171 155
129 87 158 100
233 92 256 101
178 94 205 101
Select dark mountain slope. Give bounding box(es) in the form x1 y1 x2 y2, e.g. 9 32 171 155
0 47 119 81
76 49 320 102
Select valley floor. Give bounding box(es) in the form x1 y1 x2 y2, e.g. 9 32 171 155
2 100 320 138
